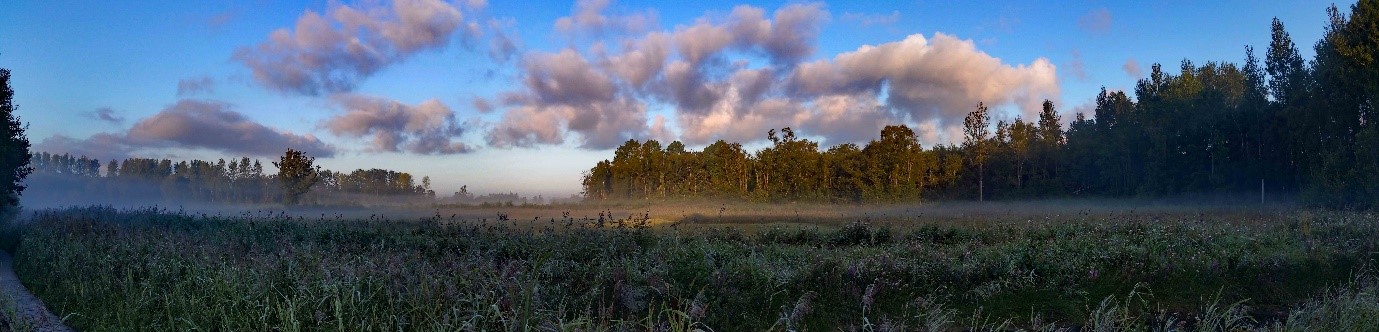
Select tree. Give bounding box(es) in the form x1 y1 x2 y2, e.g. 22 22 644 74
1006 118 1037 193
106 159 119 177
825 143 866 202
963 102 991 201
1267 18 1309 105
1034 100 1064 192
864 125 922 199
1301 1 1379 208
274 148 319 205
0 69 32 214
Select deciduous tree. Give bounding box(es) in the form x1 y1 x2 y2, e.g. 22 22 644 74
963 103 991 201
274 149 319 205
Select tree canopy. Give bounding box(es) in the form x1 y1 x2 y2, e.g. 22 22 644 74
274 149 319 205
0 68 32 215
581 1 1379 208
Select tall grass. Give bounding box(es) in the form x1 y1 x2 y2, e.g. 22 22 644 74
10 206 1379 330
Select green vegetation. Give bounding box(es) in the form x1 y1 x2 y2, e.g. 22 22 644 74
582 2 1379 208
11 206 1379 330
275 148 321 206
0 68 32 217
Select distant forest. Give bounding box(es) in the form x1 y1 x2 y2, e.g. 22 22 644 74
582 4 1379 208
27 152 434 206
26 152 551 206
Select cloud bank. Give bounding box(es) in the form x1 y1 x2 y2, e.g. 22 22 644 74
233 0 473 95
483 2 1058 148
325 95 474 154
37 100 335 160
214 0 1062 154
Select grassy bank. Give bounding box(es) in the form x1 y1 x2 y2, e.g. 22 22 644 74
10 206 1379 330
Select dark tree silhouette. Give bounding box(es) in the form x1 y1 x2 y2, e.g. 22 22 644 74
274 148 319 205
0 68 32 216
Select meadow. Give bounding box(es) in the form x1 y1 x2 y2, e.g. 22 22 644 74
5 201 1379 331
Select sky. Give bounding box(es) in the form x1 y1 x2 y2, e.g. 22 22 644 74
0 0 1349 198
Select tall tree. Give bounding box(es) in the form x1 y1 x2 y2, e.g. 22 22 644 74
863 125 923 199
1035 100 1064 192
1267 18 1309 105
963 103 991 201
1303 1 1379 207
274 149 319 205
0 69 32 214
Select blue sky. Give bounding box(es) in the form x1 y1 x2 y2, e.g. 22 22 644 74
0 0 1346 197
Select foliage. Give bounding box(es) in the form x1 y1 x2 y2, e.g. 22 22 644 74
0 69 31 217
582 1 1379 208
963 102 991 201
318 168 429 196
274 149 320 205
12 206 1379 330
582 125 967 203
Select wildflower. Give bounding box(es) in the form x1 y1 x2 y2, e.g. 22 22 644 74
862 283 878 311
786 291 817 328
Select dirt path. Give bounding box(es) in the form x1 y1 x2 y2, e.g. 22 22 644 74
0 252 71 332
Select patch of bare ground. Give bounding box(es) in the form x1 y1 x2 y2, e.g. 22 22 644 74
0 252 70 332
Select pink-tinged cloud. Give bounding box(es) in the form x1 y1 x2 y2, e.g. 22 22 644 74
484 45 653 149
128 100 335 157
483 3 1056 149
486 97 649 149
667 3 827 68
471 97 494 113
601 32 670 89
34 133 137 162
787 33 1058 125
37 100 335 159
1078 8 1112 35
522 49 618 106
324 95 473 154
1123 58 1143 78
555 0 657 37
233 0 470 95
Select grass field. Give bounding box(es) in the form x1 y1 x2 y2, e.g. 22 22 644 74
6 202 1379 331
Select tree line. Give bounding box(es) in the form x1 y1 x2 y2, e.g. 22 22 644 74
27 151 434 205
582 2 1379 208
